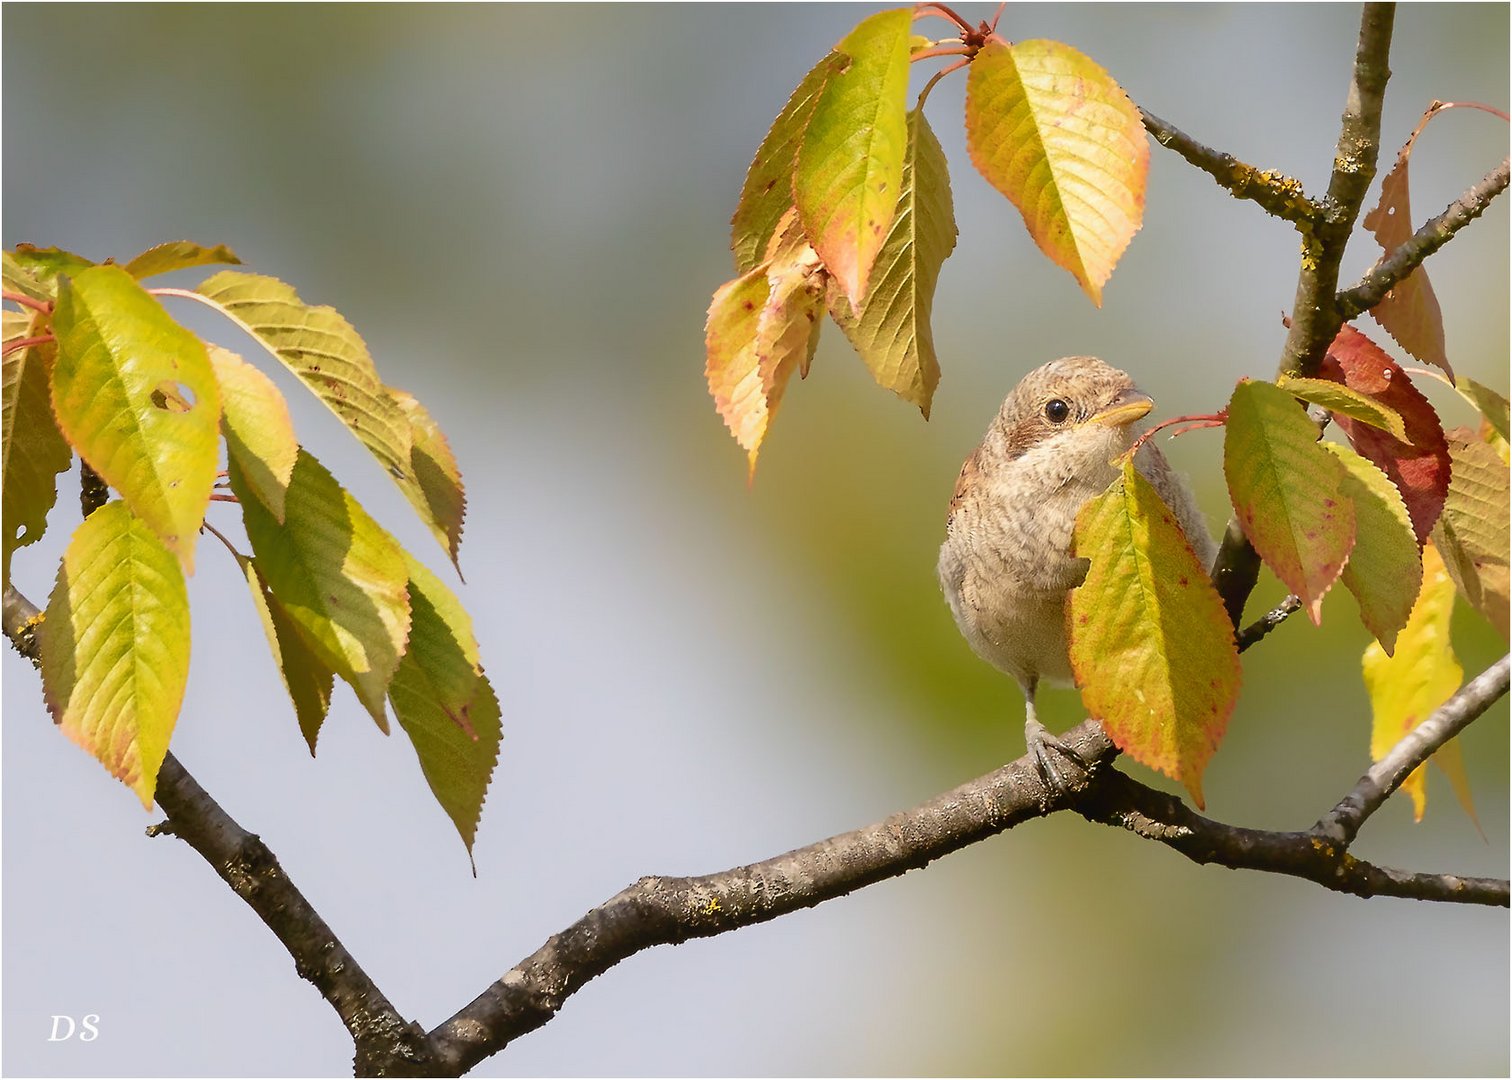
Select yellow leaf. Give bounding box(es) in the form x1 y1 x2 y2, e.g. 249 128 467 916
39 502 190 808
1362 542 1463 821
965 38 1148 305
1069 458 1240 807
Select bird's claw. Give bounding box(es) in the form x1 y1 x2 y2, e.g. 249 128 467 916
1025 717 1091 799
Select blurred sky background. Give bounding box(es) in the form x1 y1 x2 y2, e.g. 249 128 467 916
3 4 1508 1076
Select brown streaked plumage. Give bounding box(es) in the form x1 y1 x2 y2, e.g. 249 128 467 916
938 356 1215 788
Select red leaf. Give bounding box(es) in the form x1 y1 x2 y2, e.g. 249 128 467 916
1319 325 1450 544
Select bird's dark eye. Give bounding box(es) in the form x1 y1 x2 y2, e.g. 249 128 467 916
1044 399 1071 424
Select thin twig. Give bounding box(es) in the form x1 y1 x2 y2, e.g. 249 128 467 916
1338 158 1511 318
0 585 436 1076
1237 595 1301 652
1315 655 1511 844
1140 108 1320 223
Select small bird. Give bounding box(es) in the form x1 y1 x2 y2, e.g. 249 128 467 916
938 356 1215 790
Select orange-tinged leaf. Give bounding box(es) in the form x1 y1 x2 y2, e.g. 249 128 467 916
1432 430 1510 638
706 213 825 475
38 501 190 808
1363 542 1462 822
238 554 334 754
965 38 1148 306
793 8 913 305
1319 325 1449 544
1069 457 1240 808
1362 151 1450 377
1224 380 1355 623
2 311 72 583
1321 443 1421 654
706 267 771 460
1277 374 1408 442
828 106 957 417
51 266 221 572
232 450 411 730
123 240 241 281
386 387 467 573
731 54 833 274
207 345 298 522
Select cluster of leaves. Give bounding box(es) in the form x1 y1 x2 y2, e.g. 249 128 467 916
1065 99 1508 807
1071 322 1507 807
2 242 498 859
706 4 1148 474
704 7 1507 815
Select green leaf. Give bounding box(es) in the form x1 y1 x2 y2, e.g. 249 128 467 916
1432 430 1509 638
386 387 467 573
731 54 833 274
238 554 334 753
1453 376 1509 446
123 240 241 280
2 312 72 582
793 8 913 305
1363 542 1463 821
10 244 96 289
1277 374 1409 442
393 669 501 864
1321 443 1421 654
828 106 957 418
3 251 52 302
51 266 222 572
1069 457 1240 808
1224 379 1355 623
232 449 411 730
389 553 497 857
208 345 298 522
38 501 190 808
965 38 1149 306
193 270 413 495
394 559 481 721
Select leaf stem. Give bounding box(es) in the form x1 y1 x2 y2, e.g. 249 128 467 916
910 43 972 63
201 520 246 561
916 58 971 109
1 334 54 357
2 290 52 315
913 2 973 34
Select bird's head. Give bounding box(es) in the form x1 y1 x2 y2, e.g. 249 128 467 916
989 355 1153 476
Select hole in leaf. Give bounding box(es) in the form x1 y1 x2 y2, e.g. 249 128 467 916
15 524 30 542
150 381 197 413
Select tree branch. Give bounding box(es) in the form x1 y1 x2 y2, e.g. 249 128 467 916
5 579 1505 1077
1276 1 1394 380
426 661 1509 1072
1316 654 1511 845
1140 108 1321 223
1 585 435 1077
1337 157 1511 319
1205 3 1396 627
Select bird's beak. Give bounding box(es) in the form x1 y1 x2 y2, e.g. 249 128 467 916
1089 388 1154 428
